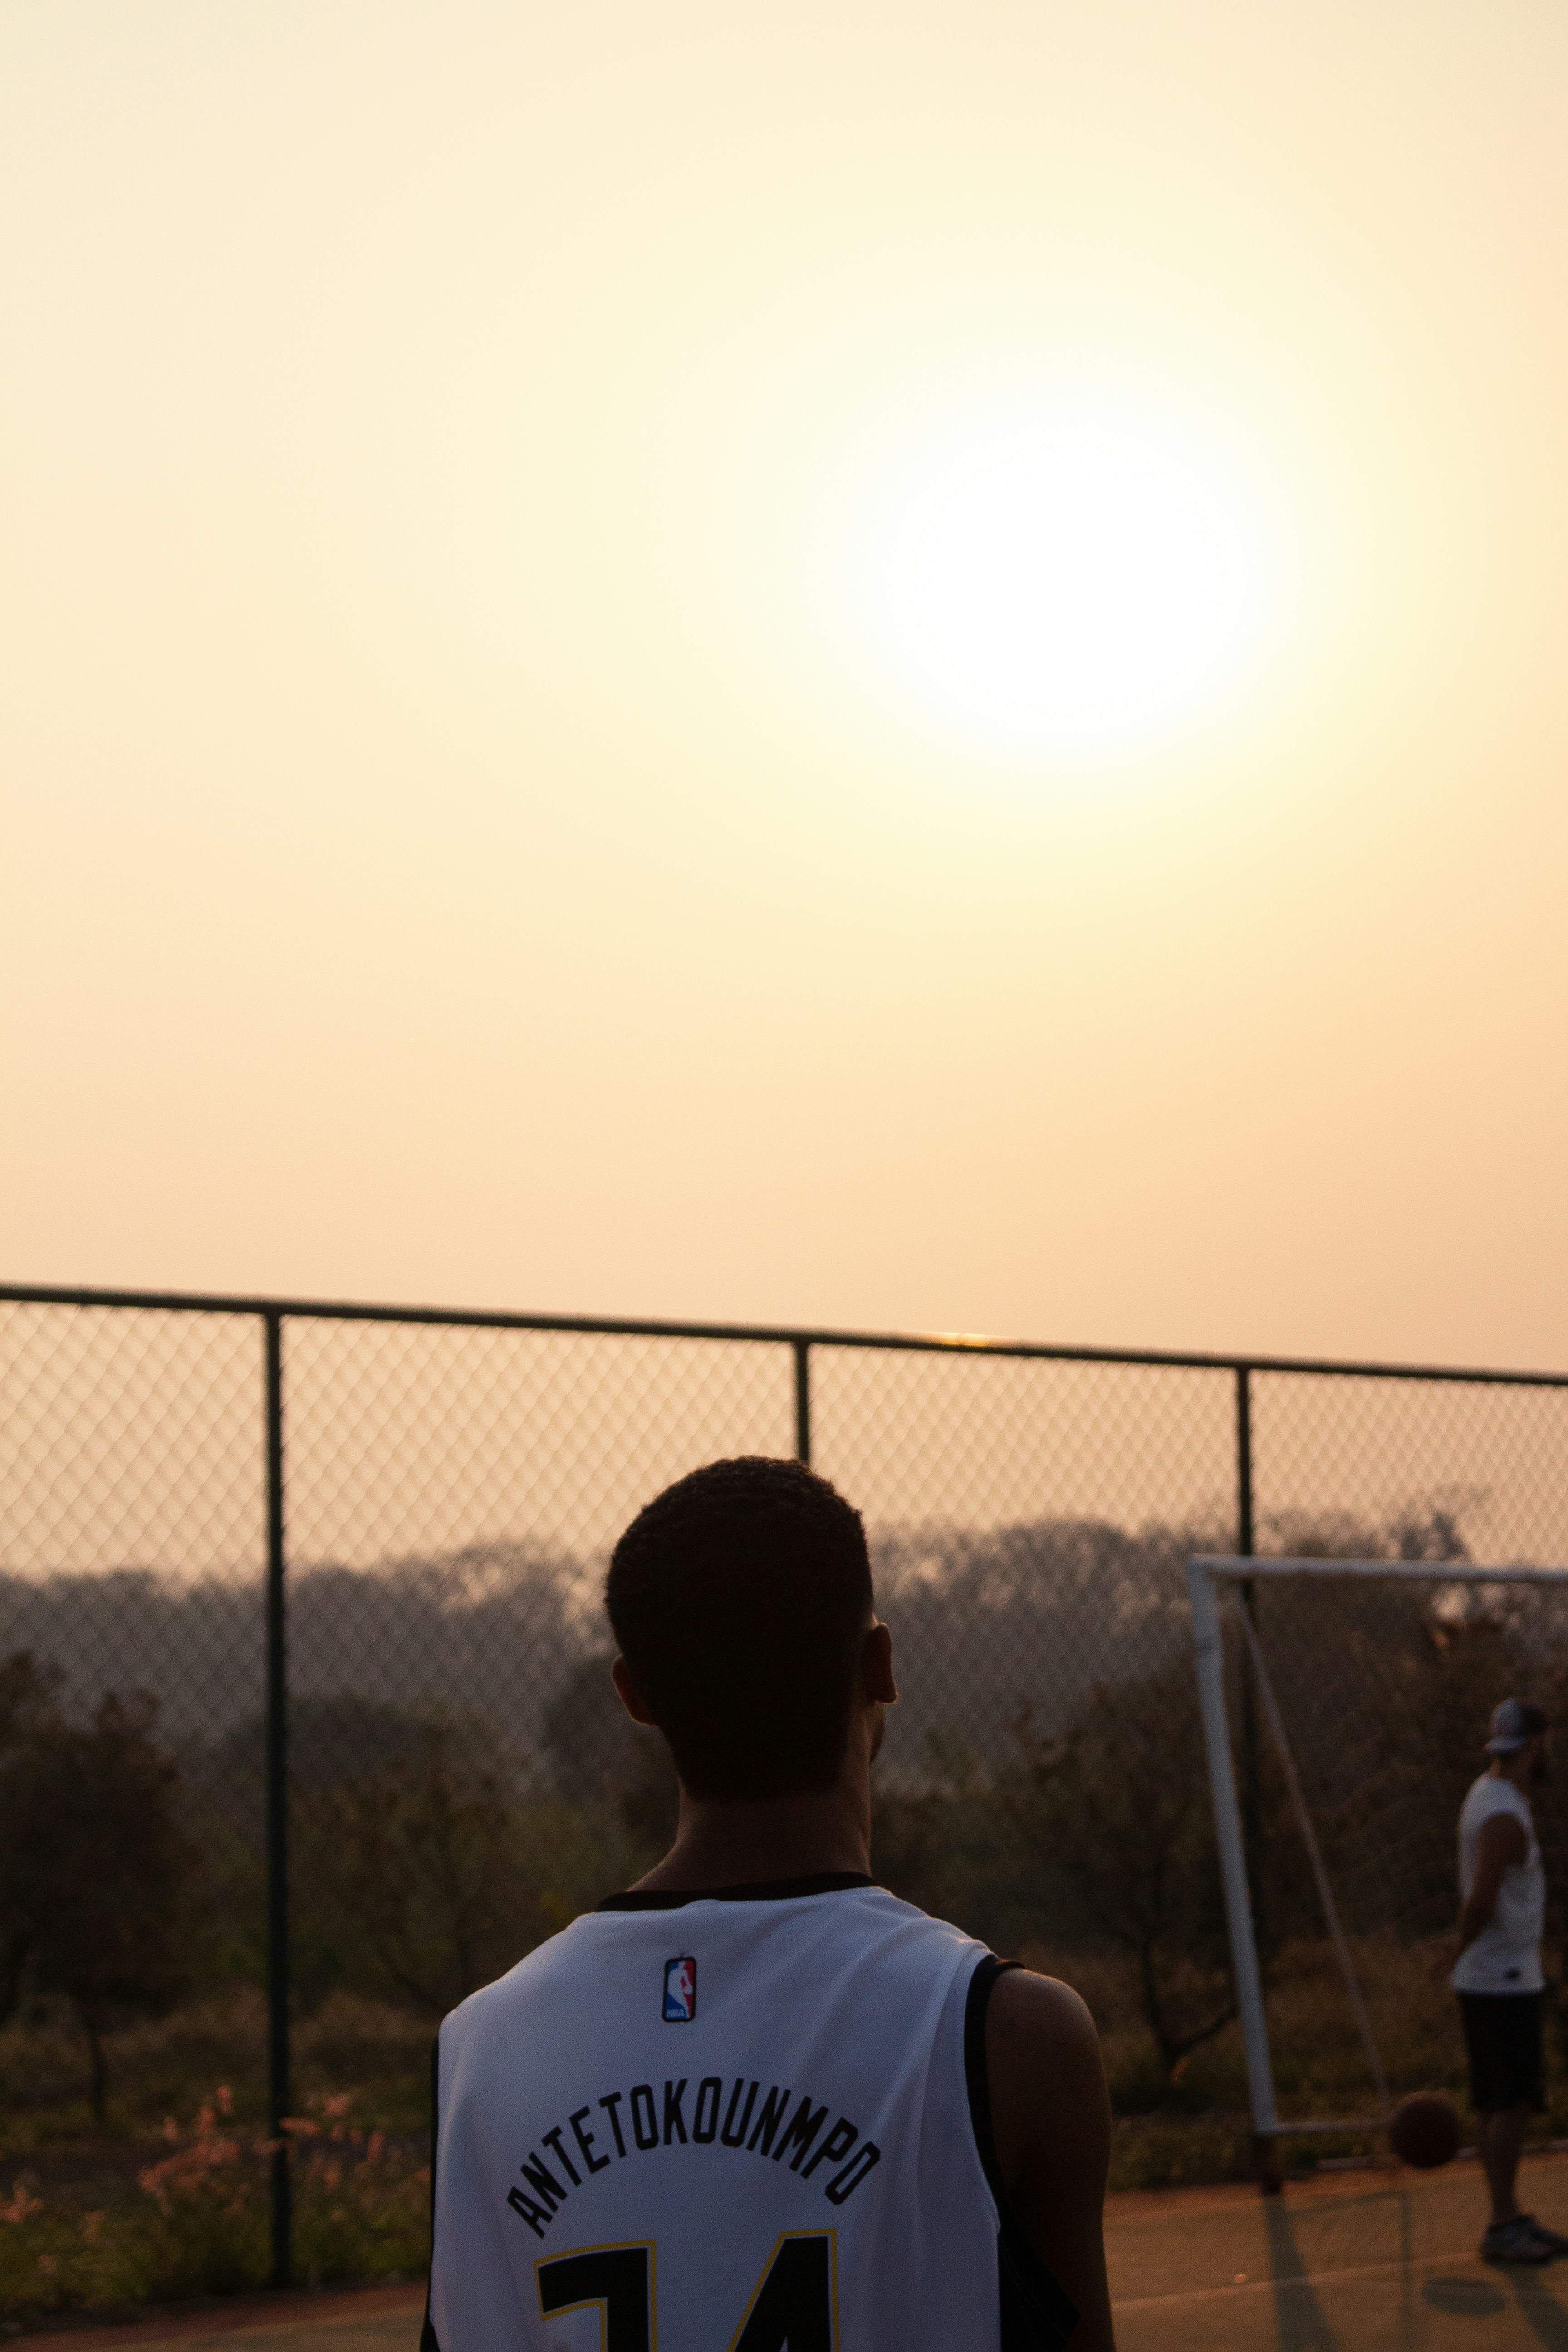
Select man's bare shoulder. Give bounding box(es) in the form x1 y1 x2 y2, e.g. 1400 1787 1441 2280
986 1967 1106 2185
984 1965 1115 2350
987 1966 1099 2068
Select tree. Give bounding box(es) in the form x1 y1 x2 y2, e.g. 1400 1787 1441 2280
0 1652 64 2026
1009 1661 1235 2082
300 1716 548 2014
0 1661 197 2117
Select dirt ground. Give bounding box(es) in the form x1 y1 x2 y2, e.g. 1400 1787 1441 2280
27 2150 1568 2352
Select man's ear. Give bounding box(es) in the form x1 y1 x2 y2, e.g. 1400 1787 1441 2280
612 1655 660 1727
861 1620 898 1706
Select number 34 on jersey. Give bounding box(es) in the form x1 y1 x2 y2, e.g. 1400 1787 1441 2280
537 2230 836 2352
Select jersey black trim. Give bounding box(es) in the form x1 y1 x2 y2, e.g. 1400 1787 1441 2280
597 1870 876 1910
964 1954 1019 2207
420 2032 441 2352
965 1954 1081 2351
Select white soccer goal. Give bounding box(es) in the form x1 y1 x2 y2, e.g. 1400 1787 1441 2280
1188 1553 1568 2152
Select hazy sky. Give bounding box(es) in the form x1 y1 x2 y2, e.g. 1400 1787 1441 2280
4 0 1565 1371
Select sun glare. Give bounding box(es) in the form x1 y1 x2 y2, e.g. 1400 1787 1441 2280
835 385 1289 762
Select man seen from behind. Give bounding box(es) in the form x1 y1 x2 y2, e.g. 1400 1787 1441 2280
426 1456 1115 2350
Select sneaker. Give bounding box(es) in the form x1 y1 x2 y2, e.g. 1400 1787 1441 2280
1514 2214 1568 2257
1482 2218 1554 2265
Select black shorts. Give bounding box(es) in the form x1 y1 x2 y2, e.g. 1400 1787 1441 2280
1459 1991 1546 2114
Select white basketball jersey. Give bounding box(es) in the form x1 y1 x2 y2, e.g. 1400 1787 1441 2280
1452 1774 1545 1994
426 1874 1076 2352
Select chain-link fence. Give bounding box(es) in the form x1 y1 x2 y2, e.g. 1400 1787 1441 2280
3 1282 1567 2298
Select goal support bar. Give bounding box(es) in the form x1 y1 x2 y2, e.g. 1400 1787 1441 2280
1186 1553 1568 2155
1187 1557 1279 2138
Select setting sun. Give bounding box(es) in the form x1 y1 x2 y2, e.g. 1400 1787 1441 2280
834 385 1292 760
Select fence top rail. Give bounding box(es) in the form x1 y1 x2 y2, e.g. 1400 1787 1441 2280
2 1280 1567 1389
1192 1556 1568 1585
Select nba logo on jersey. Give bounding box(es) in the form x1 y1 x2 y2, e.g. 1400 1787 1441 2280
662 1955 696 2021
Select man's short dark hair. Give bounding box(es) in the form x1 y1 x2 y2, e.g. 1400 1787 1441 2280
605 1456 874 1801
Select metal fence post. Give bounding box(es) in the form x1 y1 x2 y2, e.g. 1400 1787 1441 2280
793 1341 811 1466
264 1310 292 2288
1235 1365 1254 1563
1232 1361 1271 2180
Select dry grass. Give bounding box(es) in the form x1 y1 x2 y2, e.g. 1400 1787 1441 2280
1029 1936 1568 2192
0 2081 429 2324
0 1992 432 2155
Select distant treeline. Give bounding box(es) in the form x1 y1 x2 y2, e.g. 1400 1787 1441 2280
12 1495 1561 2131
0 1514 1212 1765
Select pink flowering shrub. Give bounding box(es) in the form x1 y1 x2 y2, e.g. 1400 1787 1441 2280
285 2091 428 2284
135 2087 272 2298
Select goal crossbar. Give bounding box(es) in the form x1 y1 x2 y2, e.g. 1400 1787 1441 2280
1187 1553 1568 2146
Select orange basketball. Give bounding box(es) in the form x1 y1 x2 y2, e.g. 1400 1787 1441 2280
1388 2093 1462 2170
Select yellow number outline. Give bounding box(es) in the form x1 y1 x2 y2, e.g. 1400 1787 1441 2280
534 2239 657 2352
725 2228 838 2352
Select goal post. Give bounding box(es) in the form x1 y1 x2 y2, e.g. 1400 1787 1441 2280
1187 1553 1568 2170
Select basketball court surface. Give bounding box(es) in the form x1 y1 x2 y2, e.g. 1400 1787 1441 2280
33 2154 1568 2352
1109 2154 1568 2350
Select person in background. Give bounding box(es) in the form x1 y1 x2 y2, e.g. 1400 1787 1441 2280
1450 1697 1565 2265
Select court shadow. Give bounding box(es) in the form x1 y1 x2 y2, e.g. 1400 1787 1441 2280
1506 2272 1568 2352
1264 2194 1344 2352
1422 2279 1507 2317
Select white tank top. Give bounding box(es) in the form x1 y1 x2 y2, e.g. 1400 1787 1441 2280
426 1876 1077 2352
1452 1774 1545 1994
